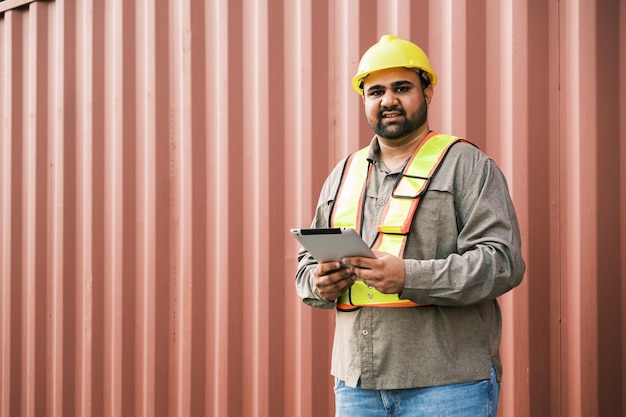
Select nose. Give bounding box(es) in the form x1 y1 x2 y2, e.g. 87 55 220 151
380 90 399 107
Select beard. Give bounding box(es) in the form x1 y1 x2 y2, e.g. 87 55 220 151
369 102 428 140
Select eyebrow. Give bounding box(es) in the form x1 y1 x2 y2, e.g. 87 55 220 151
365 79 415 93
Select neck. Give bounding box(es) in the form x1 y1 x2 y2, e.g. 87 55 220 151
378 127 432 170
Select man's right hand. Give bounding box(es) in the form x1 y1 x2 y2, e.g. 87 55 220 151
313 262 357 302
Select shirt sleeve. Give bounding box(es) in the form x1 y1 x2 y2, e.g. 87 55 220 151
401 157 526 306
293 161 345 310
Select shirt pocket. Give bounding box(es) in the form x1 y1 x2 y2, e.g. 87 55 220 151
416 190 456 228
411 190 459 257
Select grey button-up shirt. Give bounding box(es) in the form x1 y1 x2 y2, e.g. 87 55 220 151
294 136 526 390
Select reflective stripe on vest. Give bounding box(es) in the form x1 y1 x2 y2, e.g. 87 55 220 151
331 133 464 310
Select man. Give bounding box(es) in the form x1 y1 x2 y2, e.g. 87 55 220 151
294 35 525 417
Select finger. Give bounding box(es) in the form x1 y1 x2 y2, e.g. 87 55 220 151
319 267 355 288
342 256 375 269
318 273 356 300
353 265 377 281
316 261 344 275
359 274 376 288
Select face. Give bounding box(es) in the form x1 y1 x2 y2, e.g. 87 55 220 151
361 67 431 142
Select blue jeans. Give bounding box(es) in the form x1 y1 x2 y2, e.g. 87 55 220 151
334 367 500 417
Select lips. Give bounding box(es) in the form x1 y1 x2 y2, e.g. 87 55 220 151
380 105 404 116
380 110 404 123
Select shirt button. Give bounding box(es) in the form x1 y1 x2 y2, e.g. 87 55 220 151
362 330 369 336
379 200 385 206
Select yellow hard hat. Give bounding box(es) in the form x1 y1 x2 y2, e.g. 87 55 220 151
352 34 437 95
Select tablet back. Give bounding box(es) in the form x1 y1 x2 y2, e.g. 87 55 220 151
290 227 374 262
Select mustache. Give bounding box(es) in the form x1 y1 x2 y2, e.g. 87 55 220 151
378 106 406 118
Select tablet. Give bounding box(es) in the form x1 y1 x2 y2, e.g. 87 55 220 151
290 227 375 263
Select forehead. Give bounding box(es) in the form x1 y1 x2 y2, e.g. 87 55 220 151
363 67 420 89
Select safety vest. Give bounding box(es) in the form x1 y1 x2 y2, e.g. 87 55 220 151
331 132 465 311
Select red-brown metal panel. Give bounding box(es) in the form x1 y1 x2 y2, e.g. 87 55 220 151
74 0 93 414
621 3 626 414
0 0 625 416
0 10 14 417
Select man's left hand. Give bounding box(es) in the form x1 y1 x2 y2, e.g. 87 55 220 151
341 251 405 294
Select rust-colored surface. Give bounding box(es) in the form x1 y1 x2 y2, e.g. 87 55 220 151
0 0 624 416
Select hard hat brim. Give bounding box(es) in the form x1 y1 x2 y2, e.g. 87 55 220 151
352 66 437 95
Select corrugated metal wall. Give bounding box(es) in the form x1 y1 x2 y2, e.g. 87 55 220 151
0 0 624 416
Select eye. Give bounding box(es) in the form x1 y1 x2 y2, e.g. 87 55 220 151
367 90 384 98
395 86 411 93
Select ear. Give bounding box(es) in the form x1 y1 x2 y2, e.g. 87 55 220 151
423 85 434 105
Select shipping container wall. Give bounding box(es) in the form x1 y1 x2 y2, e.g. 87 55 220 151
0 0 624 416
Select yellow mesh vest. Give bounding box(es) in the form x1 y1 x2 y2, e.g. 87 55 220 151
331 133 464 311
